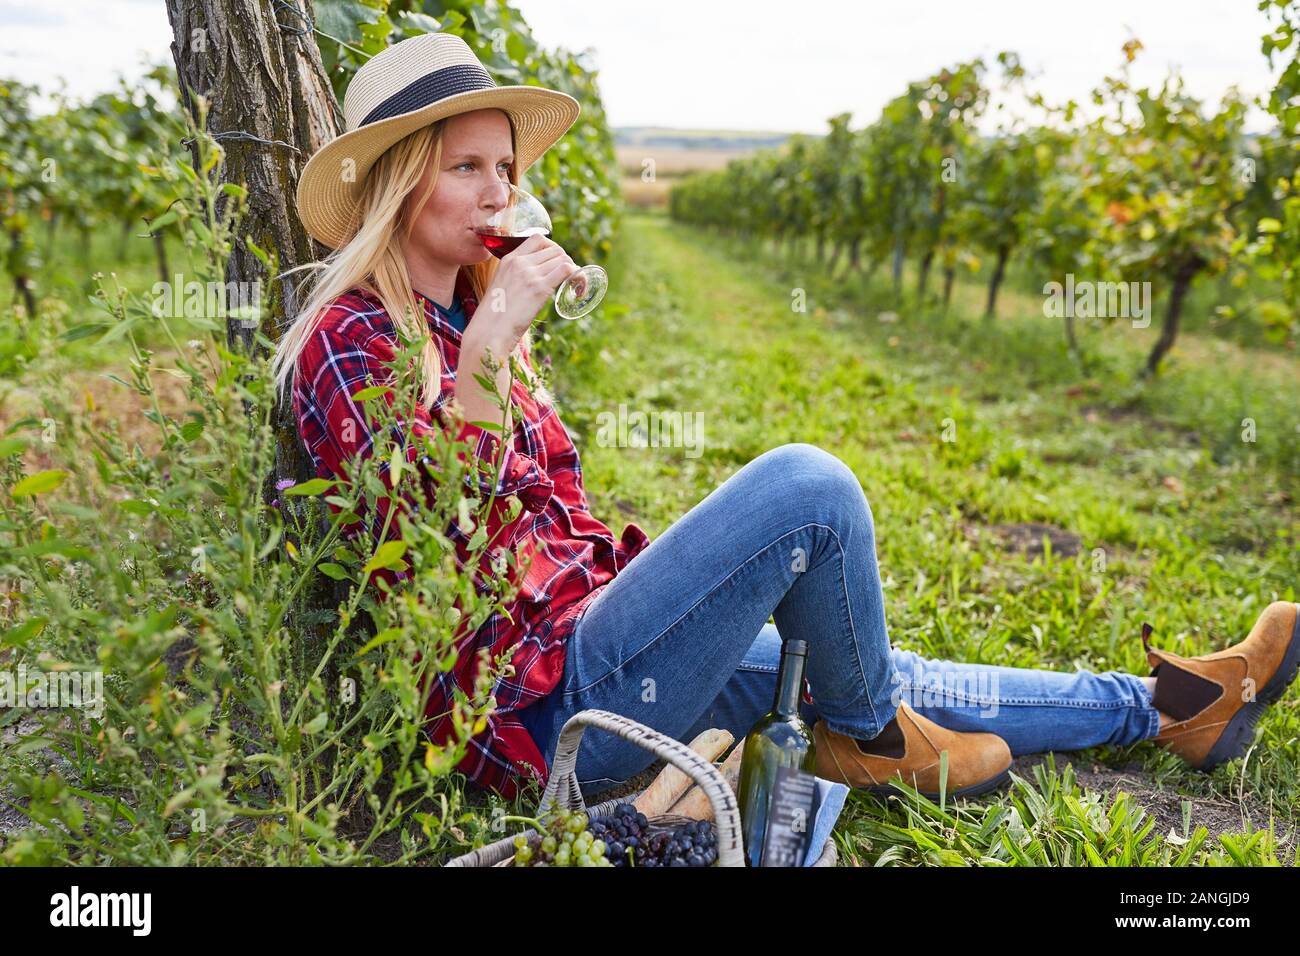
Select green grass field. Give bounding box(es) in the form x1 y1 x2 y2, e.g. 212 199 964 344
534 209 1299 865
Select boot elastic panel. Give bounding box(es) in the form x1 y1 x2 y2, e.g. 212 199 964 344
853 713 906 758
1150 655 1223 722
1141 622 1223 723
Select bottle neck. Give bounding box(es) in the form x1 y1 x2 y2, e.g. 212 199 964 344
773 643 808 717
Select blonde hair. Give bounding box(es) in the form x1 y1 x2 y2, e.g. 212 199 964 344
272 113 552 415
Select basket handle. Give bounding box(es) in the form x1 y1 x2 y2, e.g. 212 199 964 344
537 708 745 868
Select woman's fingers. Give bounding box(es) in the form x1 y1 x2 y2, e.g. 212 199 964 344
497 234 577 296
514 234 564 262
513 233 553 256
525 246 567 268
542 255 580 288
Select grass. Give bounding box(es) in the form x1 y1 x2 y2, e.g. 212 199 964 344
532 208 1299 865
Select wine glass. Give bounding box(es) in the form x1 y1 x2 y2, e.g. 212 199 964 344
475 182 608 320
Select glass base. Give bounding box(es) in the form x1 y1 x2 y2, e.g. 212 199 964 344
554 264 608 320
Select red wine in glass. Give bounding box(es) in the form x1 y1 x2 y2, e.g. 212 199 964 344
477 231 545 259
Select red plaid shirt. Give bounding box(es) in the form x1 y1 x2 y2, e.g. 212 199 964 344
291 270 650 799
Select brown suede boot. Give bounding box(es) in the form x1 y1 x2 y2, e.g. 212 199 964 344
813 701 1012 800
1144 601 1300 771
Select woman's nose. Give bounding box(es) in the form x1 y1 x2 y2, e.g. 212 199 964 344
482 178 510 209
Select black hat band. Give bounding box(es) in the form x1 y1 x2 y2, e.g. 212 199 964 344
360 62 497 127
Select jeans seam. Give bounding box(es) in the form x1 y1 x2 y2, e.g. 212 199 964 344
898 684 1147 710
563 522 837 699
1128 675 1162 740
822 520 883 731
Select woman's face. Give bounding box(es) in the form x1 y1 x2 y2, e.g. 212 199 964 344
402 108 514 268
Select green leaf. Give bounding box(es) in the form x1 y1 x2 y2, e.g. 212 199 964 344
11 470 66 497
396 10 442 35
351 385 392 402
1 616 47 648
354 626 404 657
148 210 179 232
283 478 335 496
59 323 104 343
315 0 385 45
10 539 94 560
390 441 405 481
245 236 273 271
362 539 408 575
301 712 328 735
174 156 199 183
317 562 352 581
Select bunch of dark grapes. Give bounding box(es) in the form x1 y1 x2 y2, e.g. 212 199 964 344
587 802 648 867
589 803 718 867
641 819 718 867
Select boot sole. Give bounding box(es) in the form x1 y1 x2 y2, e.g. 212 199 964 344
1199 603 1300 771
861 763 1013 802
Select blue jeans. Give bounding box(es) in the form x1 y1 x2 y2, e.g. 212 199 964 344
518 443 1161 798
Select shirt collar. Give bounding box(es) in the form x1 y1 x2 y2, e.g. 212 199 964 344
413 269 479 345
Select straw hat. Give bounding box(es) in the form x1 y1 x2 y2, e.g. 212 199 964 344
296 31 580 249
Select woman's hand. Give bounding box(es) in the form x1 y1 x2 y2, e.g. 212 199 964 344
466 233 578 356
454 234 575 430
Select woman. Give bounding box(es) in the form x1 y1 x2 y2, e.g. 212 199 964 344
275 33 1300 804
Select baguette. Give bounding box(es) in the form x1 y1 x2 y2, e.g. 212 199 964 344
633 728 733 816
668 740 745 821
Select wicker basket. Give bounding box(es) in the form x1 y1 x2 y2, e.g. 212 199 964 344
444 708 838 868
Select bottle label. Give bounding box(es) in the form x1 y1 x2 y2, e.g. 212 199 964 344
759 765 822 867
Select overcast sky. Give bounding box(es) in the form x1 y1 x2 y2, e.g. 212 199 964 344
0 0 1284 132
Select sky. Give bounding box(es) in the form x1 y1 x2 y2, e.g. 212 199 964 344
0 0 1285 133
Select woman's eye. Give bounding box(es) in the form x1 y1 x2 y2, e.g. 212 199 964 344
456 162 512 173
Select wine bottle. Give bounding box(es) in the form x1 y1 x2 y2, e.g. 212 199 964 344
736 638 817 867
